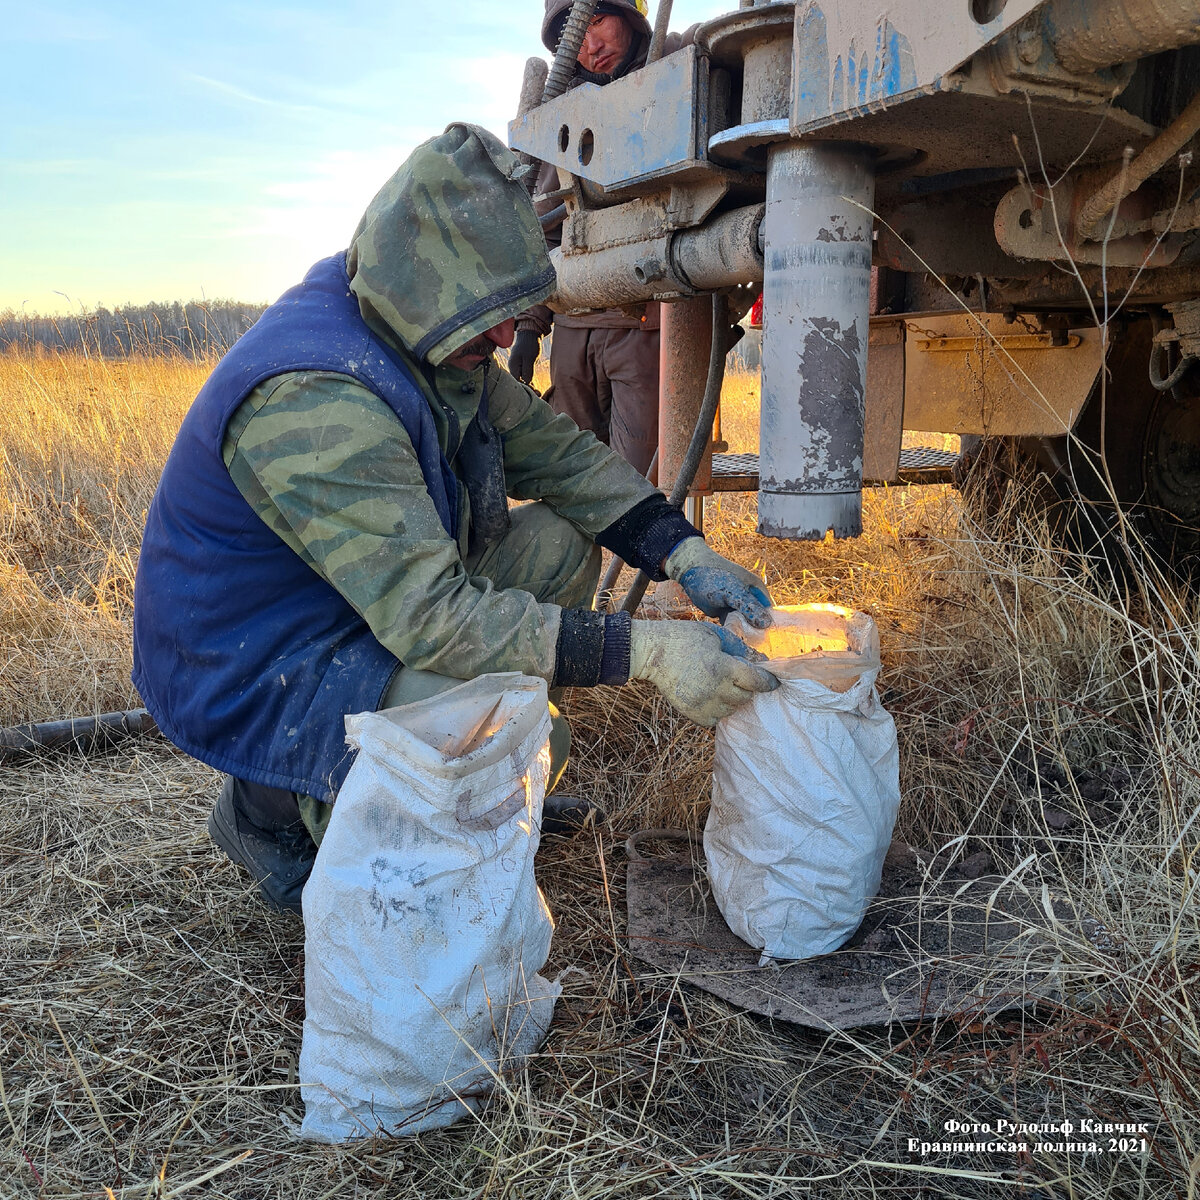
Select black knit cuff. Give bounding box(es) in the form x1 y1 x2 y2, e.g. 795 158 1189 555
595 494 700 582
598 611 631 685
552 609 632 688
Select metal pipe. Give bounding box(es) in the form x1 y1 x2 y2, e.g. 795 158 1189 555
544 0 600 102
647 0 674 64
671 204 765 291
515 57 551 188
1046 0 1200 74
518 57 550 120
547 203 764 312
658 296 714 494
1076 88 1200 240
0 708 157 762
758 142 875 540
621 294 729 614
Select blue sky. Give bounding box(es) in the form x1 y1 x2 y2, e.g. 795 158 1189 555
3 0 728 314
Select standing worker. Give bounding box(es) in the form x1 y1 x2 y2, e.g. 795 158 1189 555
133 123 775 916
508 0 684 477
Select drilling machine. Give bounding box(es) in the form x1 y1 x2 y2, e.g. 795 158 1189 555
511 0 1200 559
509 0 1200 1024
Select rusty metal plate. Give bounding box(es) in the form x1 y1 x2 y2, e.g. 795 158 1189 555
626 838 1107 1029
902 312 1104 437
863 320 905 484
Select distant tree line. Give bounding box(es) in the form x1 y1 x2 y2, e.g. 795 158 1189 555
0 300 267 358
0 299 765 369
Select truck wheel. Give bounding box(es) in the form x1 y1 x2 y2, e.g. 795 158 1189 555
957 316 1200 567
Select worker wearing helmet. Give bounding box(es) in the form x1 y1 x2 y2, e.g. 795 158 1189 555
508 0 686 477
133 124 775 916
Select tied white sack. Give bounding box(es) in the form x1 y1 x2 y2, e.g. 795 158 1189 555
706 606 901 964
299 672 560 1142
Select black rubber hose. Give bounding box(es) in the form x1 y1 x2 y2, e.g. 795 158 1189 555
539 202 568 231
596 449 659 611
620 293 730 615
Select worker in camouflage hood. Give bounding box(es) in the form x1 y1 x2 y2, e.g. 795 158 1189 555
508 0 688 476
133 123 776 916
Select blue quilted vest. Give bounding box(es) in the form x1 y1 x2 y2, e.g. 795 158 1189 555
132 253 459 801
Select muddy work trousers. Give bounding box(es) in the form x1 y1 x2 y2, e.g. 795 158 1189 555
294 501 601 845
547 325 660 477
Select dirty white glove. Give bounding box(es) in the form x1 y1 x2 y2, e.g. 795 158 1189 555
630 619 778 727
665 537 773 629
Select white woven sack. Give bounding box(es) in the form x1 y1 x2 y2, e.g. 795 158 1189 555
299 672 560 1142
706 607 901 964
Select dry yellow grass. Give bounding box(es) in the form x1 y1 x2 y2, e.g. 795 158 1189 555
0 350 208 725
1 349 1197 1198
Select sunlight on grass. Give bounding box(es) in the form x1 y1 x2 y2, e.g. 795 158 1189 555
0 348 1196 1197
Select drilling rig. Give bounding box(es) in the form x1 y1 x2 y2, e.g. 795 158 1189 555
511 0 1200 558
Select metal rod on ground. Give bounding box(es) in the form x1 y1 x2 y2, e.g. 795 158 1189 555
647 0 674 64
596 449 659 611
620 293 729 615
0 708 158 762
543 0 600 102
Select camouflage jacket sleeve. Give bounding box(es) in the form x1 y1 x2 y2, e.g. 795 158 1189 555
222 371 564 683
486 366 698 576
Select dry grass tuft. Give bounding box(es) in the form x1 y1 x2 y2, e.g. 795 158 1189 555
1 350 1197 1197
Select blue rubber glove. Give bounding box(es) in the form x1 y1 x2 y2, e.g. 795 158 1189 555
664 537 773 629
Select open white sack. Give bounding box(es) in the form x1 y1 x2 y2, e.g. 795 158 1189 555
299 672 559 1142
706 606 901 964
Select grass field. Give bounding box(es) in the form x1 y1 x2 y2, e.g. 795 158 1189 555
1 348 1197 1198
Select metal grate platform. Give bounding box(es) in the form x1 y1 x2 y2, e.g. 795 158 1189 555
710 446 960 492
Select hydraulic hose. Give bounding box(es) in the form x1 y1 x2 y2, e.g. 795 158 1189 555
1077 89 1200 241
595 449 658 610
620 293 730 615
543 0 600 102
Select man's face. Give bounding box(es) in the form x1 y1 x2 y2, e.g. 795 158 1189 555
578 11 632 75
442 317 516 371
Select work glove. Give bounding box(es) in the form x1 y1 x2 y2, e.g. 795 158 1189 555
630 619 778 727
664 537 773 629
507 329 541 385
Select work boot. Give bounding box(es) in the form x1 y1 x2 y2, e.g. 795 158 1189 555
207 776 317 915
540 792 605 838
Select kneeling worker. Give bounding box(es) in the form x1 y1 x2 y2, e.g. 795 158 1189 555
132 123 775 914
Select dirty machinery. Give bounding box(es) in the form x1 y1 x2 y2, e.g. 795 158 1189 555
510 0 1200 1028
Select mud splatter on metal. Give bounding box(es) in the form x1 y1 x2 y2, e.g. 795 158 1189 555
758 141 874 540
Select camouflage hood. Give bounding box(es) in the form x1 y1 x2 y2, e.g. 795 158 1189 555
347 123 555 366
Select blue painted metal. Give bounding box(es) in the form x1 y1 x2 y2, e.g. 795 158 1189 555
790 0 1045 134
508 45 706 190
